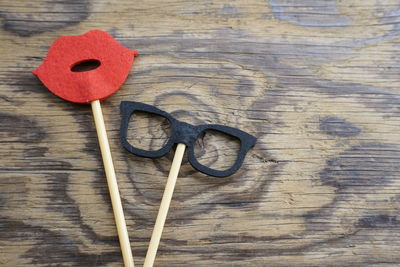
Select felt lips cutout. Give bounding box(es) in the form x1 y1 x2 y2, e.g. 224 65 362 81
32 30 138 103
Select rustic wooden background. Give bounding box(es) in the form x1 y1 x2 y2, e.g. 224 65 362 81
1 0 400 266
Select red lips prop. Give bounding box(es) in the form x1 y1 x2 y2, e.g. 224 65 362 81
33 29 138 103
33 30 137 267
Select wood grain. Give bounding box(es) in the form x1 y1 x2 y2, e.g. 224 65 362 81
1 0 400 266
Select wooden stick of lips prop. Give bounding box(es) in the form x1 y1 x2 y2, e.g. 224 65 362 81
33 30 138 267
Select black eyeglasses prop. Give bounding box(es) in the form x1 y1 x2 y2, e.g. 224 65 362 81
119 101 256 266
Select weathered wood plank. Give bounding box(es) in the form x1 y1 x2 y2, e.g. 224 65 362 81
1 0 400 266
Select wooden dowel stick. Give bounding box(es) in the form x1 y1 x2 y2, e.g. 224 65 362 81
144 143 186 267
91 100 134 267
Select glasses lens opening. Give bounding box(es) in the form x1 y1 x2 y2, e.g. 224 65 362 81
126 111 172 151
194 129 241 171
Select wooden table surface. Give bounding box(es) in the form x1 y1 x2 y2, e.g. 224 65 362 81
1 0 400 266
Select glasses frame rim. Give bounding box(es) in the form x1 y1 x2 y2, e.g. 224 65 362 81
120 101 257 177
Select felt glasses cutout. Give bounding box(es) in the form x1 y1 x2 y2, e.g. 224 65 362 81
120 101 257 177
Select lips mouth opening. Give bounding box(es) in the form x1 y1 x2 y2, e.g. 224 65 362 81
70 59 101 72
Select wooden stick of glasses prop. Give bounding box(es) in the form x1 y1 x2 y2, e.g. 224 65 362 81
33 30 138 267
145 143 185 267
119 101 257 267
